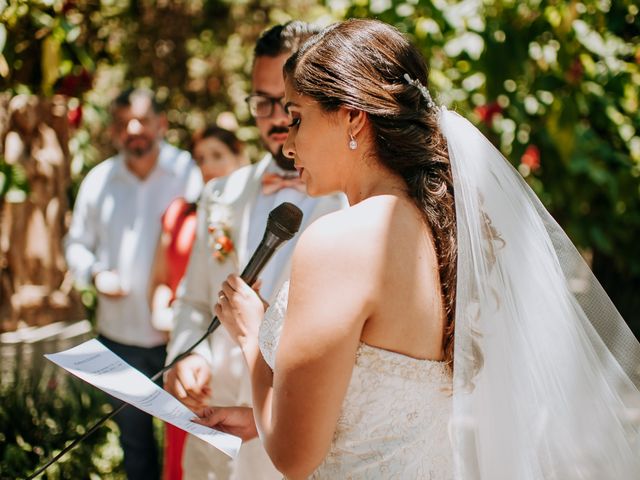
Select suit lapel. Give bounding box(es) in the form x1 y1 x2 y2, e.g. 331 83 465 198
235 156 271 268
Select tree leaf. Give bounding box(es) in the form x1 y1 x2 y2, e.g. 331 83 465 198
0 23 6 53
41 35 61 95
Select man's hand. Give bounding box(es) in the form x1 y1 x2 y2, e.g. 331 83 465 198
164 354 212 410
192 406 259 442
94 270 128 298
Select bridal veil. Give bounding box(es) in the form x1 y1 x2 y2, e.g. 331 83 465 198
441 108 640 479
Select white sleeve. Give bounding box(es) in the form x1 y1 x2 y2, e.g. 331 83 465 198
64 176 103 287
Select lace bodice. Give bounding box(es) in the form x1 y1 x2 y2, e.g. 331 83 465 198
259 282 454 479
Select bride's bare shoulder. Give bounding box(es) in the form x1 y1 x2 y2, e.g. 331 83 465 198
292 195 410 269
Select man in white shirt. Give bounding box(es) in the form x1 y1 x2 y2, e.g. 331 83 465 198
65 88 202 480
163 22 346 479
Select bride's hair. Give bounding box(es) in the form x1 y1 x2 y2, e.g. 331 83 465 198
284 19 457 363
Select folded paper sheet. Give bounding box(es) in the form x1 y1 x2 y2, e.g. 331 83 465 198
45 339 242 458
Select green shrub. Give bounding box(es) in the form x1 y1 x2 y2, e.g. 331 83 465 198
0 361 124 479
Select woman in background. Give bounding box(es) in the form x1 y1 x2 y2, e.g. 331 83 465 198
150 125 247 480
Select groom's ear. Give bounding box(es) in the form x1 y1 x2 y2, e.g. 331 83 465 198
346 108 367 137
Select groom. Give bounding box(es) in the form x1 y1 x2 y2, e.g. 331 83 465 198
163 21 346 479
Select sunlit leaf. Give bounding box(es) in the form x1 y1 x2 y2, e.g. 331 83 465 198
0 53 8 77
0 23 6 53
41 35 61 94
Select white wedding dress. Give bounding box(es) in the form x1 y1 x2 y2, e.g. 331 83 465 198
259 282 454 479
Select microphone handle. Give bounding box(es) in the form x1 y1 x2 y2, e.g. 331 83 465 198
241 245 274 286
240 231 283 286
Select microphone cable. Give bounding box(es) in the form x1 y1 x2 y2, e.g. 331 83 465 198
25 321 218 480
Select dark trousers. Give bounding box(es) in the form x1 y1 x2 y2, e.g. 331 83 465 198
98 335 167 480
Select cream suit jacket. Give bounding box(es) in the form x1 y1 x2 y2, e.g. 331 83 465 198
167 155 346 479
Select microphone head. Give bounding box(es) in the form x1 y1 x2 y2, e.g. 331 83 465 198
267 202 304 241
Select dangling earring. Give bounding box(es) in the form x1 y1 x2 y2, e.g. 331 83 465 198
348 132 358 150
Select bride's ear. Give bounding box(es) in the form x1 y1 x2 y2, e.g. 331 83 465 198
346 108 367 137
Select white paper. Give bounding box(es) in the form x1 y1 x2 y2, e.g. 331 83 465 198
45 339 241 458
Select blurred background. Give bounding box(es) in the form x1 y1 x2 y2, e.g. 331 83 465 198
1 0 638 477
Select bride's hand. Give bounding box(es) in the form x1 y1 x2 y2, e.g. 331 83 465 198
215 274 265 347
192 406 258 442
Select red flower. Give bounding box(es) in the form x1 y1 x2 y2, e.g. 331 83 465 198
217 235 234 254
62 1 76 14
208 224 235 262
521 145 541 171
474 101 502 127
55 69 93 97
566 58 584 84
67 105 83 128
47 377 58 391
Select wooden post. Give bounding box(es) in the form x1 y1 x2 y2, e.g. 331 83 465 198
0 93 83 332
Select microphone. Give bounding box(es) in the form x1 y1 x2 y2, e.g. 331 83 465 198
241 201 304 286
206 201 303 334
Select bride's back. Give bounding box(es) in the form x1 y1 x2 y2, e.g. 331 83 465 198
272 192 453 479
323 193 447 362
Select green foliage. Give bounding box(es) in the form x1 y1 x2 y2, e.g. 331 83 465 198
335 0 640 331
0 0 102 95
1 1 638 308
0 361 123 479
1 0 334 198
0 154 31 203
339 0 639 270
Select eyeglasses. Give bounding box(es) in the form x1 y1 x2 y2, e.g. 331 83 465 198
246 94 286 118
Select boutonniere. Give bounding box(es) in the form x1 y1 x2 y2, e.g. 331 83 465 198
207 202 234 263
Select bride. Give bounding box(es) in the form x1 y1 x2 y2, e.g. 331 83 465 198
195 19 640 479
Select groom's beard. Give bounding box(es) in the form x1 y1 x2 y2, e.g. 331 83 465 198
273 146 295 171
268 125 295 172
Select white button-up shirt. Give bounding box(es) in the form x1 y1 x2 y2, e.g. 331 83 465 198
65 142 202 347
